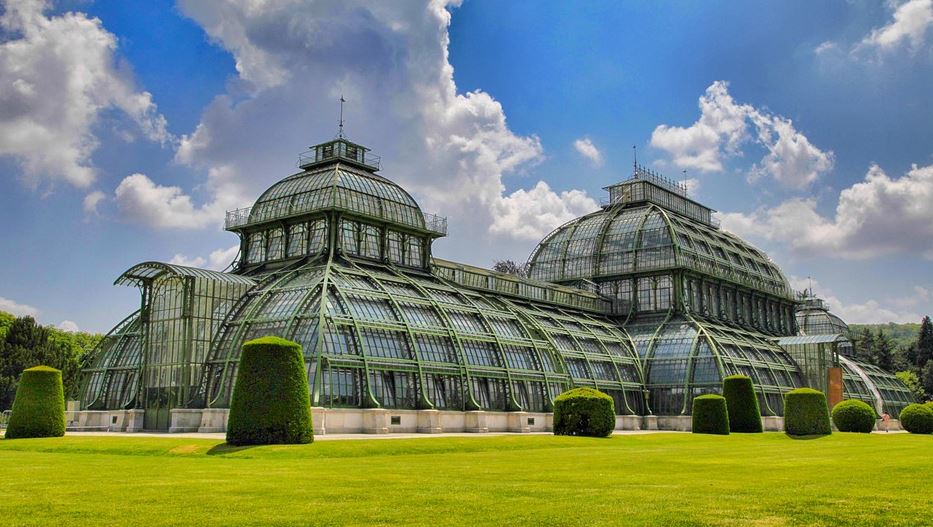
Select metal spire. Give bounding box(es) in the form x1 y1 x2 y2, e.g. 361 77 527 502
337 95 346 139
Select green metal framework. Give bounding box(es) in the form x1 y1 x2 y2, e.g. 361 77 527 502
77 137 914 427
198 256 645 414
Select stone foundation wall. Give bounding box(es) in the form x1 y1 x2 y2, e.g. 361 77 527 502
73 406 908 435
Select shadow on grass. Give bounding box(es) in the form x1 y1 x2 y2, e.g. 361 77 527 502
786 433 832 440
207 442 261 456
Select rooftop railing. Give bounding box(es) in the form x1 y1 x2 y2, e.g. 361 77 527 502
423 212 448 236
298 146 381 170
225 206 252 230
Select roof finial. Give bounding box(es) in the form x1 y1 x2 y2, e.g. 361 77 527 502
632 145 638 175
682 169 688 196
337 95 346 139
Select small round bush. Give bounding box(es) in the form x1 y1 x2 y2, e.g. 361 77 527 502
784 388 831 436
899 403 933 434
722 375 762 433
831 399 876 433
227 336 313 445
5 366 66 439
692 394 729 435
553 387 615 437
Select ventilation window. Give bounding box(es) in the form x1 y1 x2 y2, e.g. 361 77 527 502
390 415 401 425
527 417 535 426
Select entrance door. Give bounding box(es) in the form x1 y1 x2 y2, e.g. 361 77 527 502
144 386 172 431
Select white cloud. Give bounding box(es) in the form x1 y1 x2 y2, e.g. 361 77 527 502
83 190 107 215
167 0 586 264
573 137 603 167
491 181 598 240
57 320 80 332
859 0 933 52
814 41 839 55
113 172 239 230
0 296 39 317
0 0 170 188
168 245 240 271
720 162 933 260
650 81 833 189
789 275 921 324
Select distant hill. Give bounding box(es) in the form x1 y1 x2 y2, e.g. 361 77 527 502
848 322 921 349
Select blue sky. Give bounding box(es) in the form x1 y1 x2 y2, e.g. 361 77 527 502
0 0 931 332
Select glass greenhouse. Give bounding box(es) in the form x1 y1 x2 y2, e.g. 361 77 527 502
78 136 913 431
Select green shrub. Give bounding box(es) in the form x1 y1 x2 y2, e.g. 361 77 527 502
692 394 729 435
899 403 933 434
5 366 66 439
924 401 933 413
831 399 876 433
784 388 831 436
553 387 615 437
722 375 762 433
226 336 313 445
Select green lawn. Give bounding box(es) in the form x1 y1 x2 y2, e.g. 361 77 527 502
1 432 931 526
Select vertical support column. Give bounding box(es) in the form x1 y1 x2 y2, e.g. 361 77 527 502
826 367 843 410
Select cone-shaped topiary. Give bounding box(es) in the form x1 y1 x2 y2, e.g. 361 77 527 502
831 399 876 433
5 366 66 439
226 336 313 445
553 387 615 437
899 403 933 434
722 375 762 433
784 388 831 436
692 394 729 435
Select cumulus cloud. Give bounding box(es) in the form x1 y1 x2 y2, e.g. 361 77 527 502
720 162 933 260
650 81 833 189
0 0 170 188
114 174 220 229
0 296 39 317
491 181 597 240
57 320 80 332
170 245 240 271
166 0 587 264
573 137 603 167
859 0 933 53
789 276 921 324
83 190 107 215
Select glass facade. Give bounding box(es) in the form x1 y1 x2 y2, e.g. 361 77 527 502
78 138 913 428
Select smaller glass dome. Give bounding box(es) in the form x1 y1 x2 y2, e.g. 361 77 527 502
248 164 427 231
796 297 849 335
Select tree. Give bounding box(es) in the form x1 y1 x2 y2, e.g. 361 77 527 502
896 371 926 403
492 259 528 278
917 316 933 369
0 315 99 410
852 327 876 365
874 329 895 372
922 362 933 401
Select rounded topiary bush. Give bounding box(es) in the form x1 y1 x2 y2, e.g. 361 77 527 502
899 403 933 434
692 394 729 435
784 388 831 436
5 366 66 439
722 375 762 433
553 387 615 437
831 399 876 433
226 336 313 445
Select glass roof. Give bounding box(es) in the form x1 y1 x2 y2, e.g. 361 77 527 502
196 259 646 413
246 164 427 231
115 261 257 287
527 204 793 298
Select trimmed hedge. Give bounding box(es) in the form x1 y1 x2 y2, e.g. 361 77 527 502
692 394 729 435
226 336 313 445
784 388 832 436
722 375 762 433
899 403 933 434
831 399 876 433
553 387 615 437
5 366 66 439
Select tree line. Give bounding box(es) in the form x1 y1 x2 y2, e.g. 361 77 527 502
849 316 933 403
0 311 103 411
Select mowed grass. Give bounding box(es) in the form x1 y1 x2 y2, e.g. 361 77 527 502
1 432 931 526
